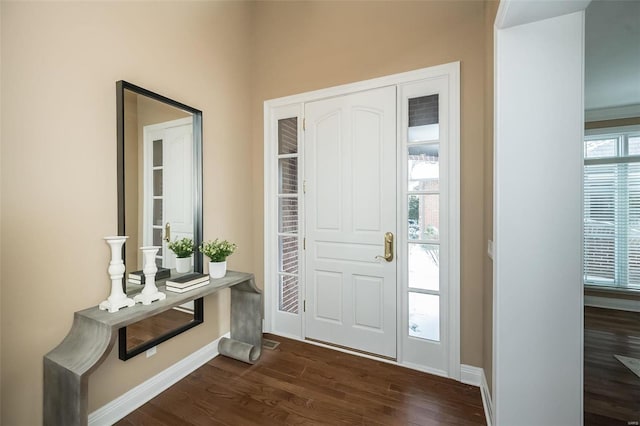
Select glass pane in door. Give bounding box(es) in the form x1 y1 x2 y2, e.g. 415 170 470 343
408 194 440 240
153 139 163 166
278 118 298 155
278 235 298 275
153 228 162 246
278 198 298 233
153 200 162 226
409 292 440 341
278 158 298 194
279 274 299 314
408 244 439 291
153 170 163 196
408 94 439 142
408 144 439 191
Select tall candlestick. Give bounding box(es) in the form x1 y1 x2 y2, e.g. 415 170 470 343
99 236 135 313
133 246 166 305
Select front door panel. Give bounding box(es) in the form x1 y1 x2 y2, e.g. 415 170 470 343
305 86 397 358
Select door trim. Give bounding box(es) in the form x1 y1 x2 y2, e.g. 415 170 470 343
264 62 460 380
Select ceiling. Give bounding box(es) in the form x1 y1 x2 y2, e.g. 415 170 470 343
585 0 640 111
496 0 590 29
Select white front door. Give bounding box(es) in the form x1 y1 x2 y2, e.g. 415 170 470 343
162 120 194 267
143 117 194 269
304 86 397 358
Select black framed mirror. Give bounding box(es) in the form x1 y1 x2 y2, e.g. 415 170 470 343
116 80 204 360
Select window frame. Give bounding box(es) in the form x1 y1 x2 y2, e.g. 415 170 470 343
406 98 442 342
583 124 640 290
276 118 301 314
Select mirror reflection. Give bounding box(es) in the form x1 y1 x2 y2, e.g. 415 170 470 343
117 81 204 360
120 300 204 360
123 88 197 276
125 308 195 347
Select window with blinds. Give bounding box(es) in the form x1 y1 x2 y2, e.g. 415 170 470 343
584 128 640 289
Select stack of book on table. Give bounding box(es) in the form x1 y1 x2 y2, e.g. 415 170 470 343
165 273 210 293
128 267 170 285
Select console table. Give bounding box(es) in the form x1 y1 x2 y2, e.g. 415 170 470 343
43 271 262 426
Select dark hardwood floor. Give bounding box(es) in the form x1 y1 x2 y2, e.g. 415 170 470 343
585 306 640 425
117 334 485 425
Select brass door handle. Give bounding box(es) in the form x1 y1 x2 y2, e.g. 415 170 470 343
164 222 171 242
375 232 394 262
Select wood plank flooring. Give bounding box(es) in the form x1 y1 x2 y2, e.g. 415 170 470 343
117 334 486 425
584 306 640 426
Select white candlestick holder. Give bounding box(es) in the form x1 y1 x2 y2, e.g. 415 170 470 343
99 236 135 313
134 246 166 305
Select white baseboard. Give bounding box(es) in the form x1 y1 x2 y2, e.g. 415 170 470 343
88 332 230 426
460 364 482 386
480 369 494 426
460 364 493 426
585 295 640 312
399 360 449 379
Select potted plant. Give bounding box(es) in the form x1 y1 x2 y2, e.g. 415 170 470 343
167 237 194 273
199 238 237 278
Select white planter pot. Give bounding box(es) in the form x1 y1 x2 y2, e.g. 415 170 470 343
175 256 192 273
209 260 227 279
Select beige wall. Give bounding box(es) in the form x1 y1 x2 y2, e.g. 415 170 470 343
250 0 492 367
0 2 252 424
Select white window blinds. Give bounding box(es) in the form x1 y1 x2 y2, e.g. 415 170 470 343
584 130 640 289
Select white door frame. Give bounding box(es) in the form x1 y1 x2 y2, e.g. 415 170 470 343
264 63 461 379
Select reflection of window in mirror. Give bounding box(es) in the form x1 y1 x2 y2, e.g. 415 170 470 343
123 90 193 273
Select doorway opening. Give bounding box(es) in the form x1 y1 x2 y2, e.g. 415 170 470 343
582 0 640 423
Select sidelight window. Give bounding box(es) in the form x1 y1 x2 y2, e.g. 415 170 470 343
407 94 441 341
277 118 300 313
152 138 164 266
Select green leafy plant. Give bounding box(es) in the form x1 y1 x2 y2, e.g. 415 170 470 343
167 237 194 258
199 238 237 263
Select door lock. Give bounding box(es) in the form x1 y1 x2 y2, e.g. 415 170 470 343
375 232 394 262
164 222 171 242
